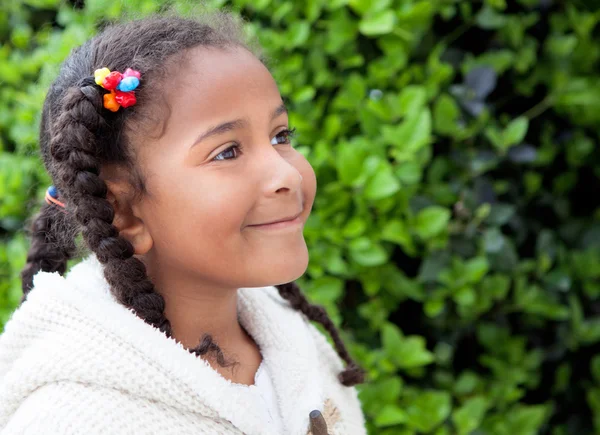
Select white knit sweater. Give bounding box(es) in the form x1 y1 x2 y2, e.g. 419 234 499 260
0 256 366 435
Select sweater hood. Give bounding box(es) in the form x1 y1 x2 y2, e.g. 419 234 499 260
0 255 333 435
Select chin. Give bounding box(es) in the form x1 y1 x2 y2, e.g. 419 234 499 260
260 247 309 287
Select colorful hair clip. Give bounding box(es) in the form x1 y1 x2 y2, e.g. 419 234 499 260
93 67 141 112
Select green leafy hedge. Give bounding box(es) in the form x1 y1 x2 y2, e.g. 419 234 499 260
2 1 600 433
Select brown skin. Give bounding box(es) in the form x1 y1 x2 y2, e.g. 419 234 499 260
102 46 317 385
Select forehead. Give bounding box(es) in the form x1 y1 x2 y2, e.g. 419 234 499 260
166 46 281 122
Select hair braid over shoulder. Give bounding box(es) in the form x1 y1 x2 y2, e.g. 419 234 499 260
276 281 365 386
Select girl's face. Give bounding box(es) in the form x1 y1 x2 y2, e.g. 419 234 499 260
127 46 316 290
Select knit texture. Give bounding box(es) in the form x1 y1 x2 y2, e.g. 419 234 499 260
0 255 366 435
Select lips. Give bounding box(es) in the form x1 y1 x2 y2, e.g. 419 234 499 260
250 211 302 226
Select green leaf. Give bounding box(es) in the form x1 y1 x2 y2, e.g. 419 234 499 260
325 8 358 53
506 404 549 433
375 404 407 427
503 117 529 147
476 5 507 29
364 163 401 200
287 21 311 47
395 162 422 184
382 323 404 354
452 396 489 435
382 323 434 368
397 85 427 117
464 257 489 283
348 0 374 15
342 216 367 238
307 276 343 305
395 335 435 368
359 10 396 36
480 274 510 300
414 206 451 239
336 142 367 186
405 391 452 432
292 85 316 103
433 94 460 136
384 109 432 159
483 227 505 253
453 286 476 306
349 237 389 266
486 117 529 152
359 376 403 414
545 34 578 57
381 219 412 249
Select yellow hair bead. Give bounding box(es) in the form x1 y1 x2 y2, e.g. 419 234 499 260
103 90 121 112
94 68 111 87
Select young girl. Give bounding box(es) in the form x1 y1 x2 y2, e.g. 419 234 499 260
0 11 366 435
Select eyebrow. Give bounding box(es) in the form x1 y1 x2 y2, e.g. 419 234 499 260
189 102 288 149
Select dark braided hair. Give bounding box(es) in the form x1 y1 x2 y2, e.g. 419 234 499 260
20 11 364 386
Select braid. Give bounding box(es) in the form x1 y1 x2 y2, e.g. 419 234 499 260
20 203 77 302
49 82 228 363
51 84 168 327
276 281 365 386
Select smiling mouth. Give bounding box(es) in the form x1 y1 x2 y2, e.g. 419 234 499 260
254 212 302 226
246 212 303 230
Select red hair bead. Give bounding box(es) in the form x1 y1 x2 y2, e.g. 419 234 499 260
114 91 136 108
102 71 123 90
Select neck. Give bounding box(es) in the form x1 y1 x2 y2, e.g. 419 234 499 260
145 263 246 353
138 256 263 385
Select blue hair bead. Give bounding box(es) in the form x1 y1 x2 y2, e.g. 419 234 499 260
48 185 59 199
117 76 140 92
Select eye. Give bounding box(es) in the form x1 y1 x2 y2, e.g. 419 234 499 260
213 143 243 161
212 127 297 163
270 127 296 146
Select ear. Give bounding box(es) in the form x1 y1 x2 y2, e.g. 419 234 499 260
102 165 153 256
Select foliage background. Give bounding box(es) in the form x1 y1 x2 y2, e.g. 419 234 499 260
1 0 600 433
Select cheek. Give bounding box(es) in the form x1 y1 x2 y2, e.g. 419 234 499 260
186 178 247 228
142 167 250 252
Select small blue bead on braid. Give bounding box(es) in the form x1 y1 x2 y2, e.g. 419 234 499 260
48 185 59 198
45 185 66 209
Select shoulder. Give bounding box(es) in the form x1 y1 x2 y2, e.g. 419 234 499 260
247 286 367 426
243 285 351 374
1 382 241 435
2 382 116 435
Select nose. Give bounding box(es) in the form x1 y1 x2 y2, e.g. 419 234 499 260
258 142 303 198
